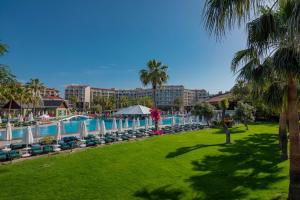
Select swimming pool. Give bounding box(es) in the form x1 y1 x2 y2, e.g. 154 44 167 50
0 117 180 140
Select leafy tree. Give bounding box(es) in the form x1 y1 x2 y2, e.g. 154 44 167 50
192 102 214 126
231 80 251 102
233 102 255 130
140 59 168 107
219 98 231 144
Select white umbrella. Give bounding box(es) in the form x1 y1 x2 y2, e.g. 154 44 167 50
60 121 65 135
96 119 101 132
118 119 123 133
80 121 88 138
112 118 117 130
5 122 13 141
56 121 62 141
19 115 24 122
100 120 107 136
189 116 193 124
23 126 34 145
124 118 129 129
145 117 149 129
0 116 2 123
148 117 153 127
217 113 221 121
132 118 136 131
34 122 40 138
29 112 34 121
136 117 140 127
172 116 176 126
183 117 186 125
196 116 200 124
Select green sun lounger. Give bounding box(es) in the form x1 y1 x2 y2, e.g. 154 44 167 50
7 150 20 160
0 151 7 161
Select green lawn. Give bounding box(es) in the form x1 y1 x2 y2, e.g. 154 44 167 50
0 123 288 200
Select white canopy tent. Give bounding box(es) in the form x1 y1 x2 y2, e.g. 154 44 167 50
115 105 151 115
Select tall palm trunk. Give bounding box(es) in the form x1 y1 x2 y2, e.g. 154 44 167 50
278 110 288 160
8 99 12 121
152 85 157 108
288 78 300 200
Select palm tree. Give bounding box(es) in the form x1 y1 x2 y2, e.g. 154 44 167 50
219 98 231 144
17 87 31 116
139 59 168 107
203 0 300 39
119 96 130 108
2 84 19 119
225 3 300 196
26 79 44 115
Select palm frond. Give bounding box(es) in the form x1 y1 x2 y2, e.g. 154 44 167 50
231 48 258 73
247 11 280 52
203 0 263 38
273 47 300 77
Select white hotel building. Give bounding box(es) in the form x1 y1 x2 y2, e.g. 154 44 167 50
65 84 209 110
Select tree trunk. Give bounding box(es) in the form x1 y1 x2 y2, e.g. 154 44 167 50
153 85 157 108
279 110 288 160
222 109 230 144
8 99 12 121
224 124 231 144
155 120 159 131
288 78 300 200
244 120 248 130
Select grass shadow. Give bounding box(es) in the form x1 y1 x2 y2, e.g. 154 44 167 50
166 144 223 159
186 133 287 199
134 185 184 200
212 126 246 134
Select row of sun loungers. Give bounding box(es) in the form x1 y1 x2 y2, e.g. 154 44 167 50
0 123 205 162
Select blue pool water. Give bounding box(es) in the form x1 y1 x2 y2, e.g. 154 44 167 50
0 117 180 140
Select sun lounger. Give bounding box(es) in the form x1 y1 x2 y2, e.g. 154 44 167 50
30 144 43 156
7 150 20 160
0 151 7 161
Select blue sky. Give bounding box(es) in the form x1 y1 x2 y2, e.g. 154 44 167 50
0 0 246 95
